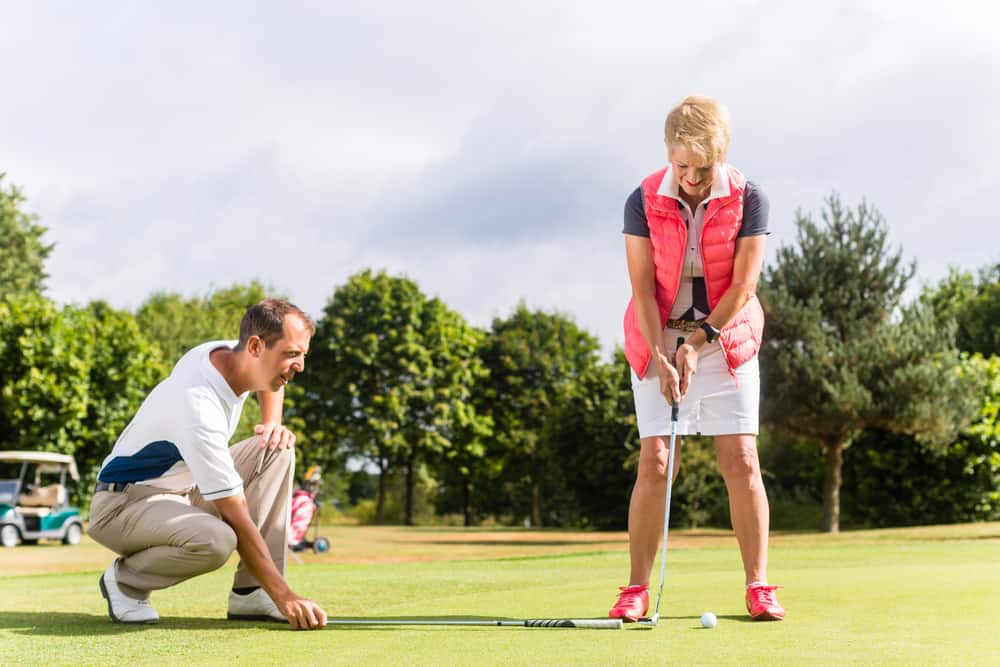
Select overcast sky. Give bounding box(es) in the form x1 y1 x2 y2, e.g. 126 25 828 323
3 1 998 352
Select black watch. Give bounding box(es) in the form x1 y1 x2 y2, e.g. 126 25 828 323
700 321 720 344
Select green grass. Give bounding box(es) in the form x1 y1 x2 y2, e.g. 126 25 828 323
2 525 999 666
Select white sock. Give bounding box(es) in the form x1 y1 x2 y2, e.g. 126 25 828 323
746 580 768 589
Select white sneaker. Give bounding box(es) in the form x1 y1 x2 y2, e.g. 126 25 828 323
99 561 159 624
227 588 286 622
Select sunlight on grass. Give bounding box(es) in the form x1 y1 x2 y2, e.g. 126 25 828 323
2 523 998 665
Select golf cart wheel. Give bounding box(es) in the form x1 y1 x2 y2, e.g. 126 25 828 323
312 537 330 554
63 522 83 545
1 525 19 548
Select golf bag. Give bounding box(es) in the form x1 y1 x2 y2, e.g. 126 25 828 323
288 466 330 553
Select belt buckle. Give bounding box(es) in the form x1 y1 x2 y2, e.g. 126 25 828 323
667 319 701 333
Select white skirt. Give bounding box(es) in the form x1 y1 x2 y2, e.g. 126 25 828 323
630 328 760 438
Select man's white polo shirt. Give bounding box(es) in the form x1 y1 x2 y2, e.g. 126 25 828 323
98 340 249 501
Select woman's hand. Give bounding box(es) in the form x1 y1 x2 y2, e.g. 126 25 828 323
655 352 681 406
675 342 698 397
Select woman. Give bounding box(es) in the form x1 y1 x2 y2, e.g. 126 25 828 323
610 95 784 622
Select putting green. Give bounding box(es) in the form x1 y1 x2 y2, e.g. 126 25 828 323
2 524 998 666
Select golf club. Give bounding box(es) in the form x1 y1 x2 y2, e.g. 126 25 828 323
326 618 624 629
637 336 684 628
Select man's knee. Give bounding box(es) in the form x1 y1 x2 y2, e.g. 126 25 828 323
263 442 295 476
186 523 238 570
250 436 295 470
277 443 295 466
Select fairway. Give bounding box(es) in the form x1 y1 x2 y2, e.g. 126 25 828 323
2 524 999 666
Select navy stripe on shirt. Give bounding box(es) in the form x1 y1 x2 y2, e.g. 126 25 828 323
98 440 183 483
622 180 770 238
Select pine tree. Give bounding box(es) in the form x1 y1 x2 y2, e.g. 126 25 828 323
760 194 982 532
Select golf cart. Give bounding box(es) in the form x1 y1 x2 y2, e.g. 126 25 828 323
0 451 84 547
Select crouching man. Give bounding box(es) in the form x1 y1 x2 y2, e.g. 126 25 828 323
88 299 327 630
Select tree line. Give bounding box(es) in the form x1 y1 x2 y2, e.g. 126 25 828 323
2 172 997 532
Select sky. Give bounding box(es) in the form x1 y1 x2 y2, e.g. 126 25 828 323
3 1 998 352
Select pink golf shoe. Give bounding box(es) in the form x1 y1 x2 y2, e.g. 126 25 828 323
746 584 785 621
608 584 649 622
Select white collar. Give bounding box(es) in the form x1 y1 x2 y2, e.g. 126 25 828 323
202 342 247 406
657 163 731 204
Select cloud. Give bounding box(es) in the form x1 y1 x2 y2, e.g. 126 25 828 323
368 105 632 247
1 1 997 352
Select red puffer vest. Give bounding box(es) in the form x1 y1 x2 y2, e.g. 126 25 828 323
623 165 764 377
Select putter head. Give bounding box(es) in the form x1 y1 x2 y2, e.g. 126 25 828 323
635 613 659 628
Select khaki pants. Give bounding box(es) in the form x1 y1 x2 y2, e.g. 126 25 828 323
88 436 293 600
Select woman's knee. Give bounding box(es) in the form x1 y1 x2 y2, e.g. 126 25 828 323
636 438 673 484
716 437 761 482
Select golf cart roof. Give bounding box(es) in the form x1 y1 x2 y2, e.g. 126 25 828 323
0 451 80 480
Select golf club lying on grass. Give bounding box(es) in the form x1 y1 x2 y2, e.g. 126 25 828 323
326 618 624 629
637 336 683 629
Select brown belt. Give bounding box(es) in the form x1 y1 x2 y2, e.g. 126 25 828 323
664 318 705 333
94 481 130 493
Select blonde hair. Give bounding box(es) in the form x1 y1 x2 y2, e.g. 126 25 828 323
664 95 732 165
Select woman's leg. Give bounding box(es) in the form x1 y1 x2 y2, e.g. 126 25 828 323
714 434 768 584
627 435 682 585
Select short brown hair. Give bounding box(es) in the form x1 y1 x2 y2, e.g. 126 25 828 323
236 299 315 349
664 95 732 165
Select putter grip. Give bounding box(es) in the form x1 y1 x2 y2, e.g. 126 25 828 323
521 619 623 629
556 619 624 629
671 337 685 421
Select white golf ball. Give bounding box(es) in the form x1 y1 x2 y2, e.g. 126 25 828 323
700 612 717 628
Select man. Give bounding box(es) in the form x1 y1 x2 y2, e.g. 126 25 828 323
88 299 327 630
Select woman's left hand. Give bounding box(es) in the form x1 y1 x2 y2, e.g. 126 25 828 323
675 343 698 397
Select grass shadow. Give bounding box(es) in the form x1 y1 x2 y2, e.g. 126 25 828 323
407 539 625 547
713 614 761 624
622 614 756 629
0 612 289 636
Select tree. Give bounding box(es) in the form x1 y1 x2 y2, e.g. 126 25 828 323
921 264 1000 357
76 302 168 498
478 304 603 527
301 270 490 524
0 295 91 455
0 295 165 504
395 296 491 525
0 173 53 298
421 298 493 526
842 355 1000 526
545 350 639 529
760 194 982 532
135 281 273 365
